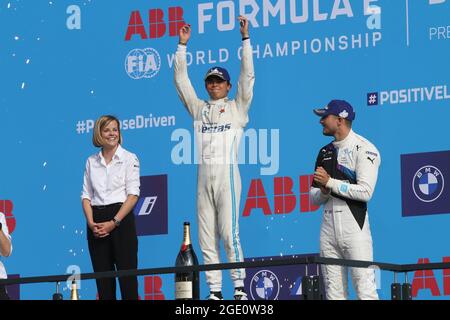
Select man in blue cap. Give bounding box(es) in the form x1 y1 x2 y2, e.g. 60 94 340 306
174 16 254 300
310 100 380 300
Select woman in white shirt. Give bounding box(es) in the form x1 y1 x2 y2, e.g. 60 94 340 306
81 115 140 300
0 211 12 300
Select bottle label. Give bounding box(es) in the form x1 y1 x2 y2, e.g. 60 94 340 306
175 281 193 299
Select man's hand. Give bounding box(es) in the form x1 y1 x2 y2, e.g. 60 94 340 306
320 186 331 195
238 15 249 38
179 24 191 45
313 166 330 188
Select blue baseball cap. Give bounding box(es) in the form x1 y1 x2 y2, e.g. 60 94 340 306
204 67 231 82
313 99 356 121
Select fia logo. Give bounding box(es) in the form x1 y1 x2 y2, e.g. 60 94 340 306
125 48 161 79
412 165 445 202
250 270 280 300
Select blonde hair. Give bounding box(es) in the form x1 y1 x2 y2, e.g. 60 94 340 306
92 115 122 147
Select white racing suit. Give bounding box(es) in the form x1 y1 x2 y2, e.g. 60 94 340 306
310 130 380 300
174 39 255 291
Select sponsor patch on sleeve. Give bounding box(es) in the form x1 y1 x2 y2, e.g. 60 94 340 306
366 150 378 157
339 183 349 193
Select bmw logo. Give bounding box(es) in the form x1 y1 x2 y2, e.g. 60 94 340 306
412 165 445 202
250 270 280 300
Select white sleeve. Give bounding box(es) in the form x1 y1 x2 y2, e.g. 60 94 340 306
235 39 255 122
125 154 140 197
174 44 203 118
310 187 331 206
326 143 381 202
81 159 94 201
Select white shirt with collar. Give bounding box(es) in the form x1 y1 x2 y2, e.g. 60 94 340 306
0 212 12 279
81 145 140 206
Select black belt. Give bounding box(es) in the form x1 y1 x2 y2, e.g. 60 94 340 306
92 202 123 210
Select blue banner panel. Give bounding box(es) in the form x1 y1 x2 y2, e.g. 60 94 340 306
401 151 450 217
135 175 168 236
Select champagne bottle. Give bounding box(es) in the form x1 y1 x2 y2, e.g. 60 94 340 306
70 280 79 300
52 282 63 300
175 222 200 300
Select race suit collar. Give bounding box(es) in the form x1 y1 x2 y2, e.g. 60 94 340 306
333 129 354 148
208 97 229 104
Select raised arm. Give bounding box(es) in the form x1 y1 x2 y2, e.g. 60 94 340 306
174 24 203 118
235 16 255 121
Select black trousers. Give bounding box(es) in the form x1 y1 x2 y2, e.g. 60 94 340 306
87 203 138 300
0 285 9 300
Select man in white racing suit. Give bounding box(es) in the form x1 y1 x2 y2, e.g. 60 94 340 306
310 100 380 300
174 17 255 300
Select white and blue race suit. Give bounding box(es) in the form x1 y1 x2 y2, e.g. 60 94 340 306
174 39 255 292
310 129 381 300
